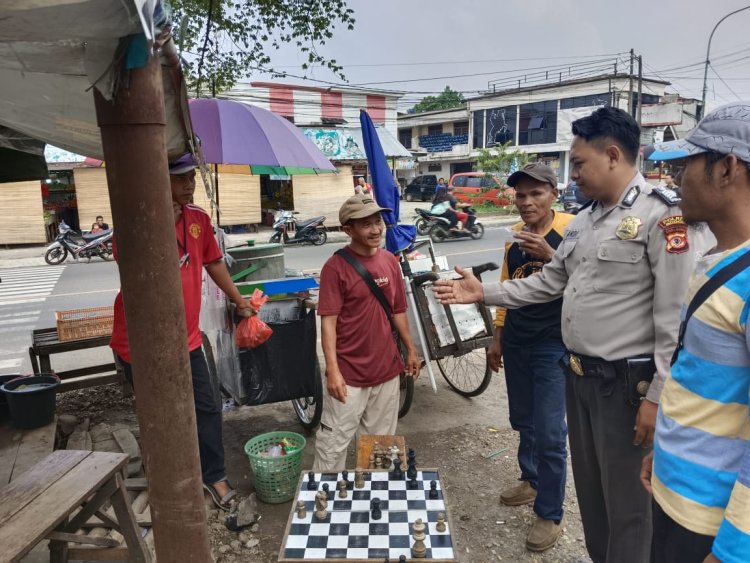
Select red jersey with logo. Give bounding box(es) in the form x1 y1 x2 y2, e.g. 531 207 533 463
317 248 406 387
110 204 222 363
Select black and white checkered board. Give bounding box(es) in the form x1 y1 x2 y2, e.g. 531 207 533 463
279 469 455 562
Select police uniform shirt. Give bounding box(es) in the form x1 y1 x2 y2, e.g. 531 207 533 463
483 172 714 403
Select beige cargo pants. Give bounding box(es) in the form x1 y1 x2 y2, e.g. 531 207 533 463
312 375 400 472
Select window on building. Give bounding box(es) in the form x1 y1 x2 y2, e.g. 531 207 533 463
486 106 517 146
399 128 412 149
453 121 469 137
427 163 442 172
560 93 610 109
472 110 485 149
427 124 443 136
518 101 557 145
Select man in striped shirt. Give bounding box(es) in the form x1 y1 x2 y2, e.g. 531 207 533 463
641 102 750 563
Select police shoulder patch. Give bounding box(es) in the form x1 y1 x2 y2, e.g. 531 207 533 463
650 186 680 206
658 215 689 254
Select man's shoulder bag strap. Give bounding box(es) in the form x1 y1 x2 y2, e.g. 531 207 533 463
671 248 750 365
334 248 398 335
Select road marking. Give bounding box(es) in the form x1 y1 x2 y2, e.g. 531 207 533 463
442 247 504 257
46 288 119 298
0 265 66 305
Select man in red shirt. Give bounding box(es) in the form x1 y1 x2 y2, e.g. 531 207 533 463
110 153 252 509
312 194 421 472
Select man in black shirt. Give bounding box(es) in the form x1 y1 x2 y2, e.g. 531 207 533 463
488 163 575 552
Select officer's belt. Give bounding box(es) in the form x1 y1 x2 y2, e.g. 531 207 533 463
568 353 628 378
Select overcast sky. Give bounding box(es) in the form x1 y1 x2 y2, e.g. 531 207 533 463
252 0 750 111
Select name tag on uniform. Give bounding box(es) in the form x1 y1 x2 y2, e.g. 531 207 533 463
564 229 580 240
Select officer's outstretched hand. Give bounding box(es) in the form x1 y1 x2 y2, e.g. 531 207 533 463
433 266 484 304
633 399 658 448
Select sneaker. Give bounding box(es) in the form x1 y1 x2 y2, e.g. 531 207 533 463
525 516 563 552
499 481 537 506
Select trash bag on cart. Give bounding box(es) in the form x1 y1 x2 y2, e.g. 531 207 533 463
238 305 317 406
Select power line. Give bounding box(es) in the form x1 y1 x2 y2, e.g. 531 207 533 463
710 63 743 100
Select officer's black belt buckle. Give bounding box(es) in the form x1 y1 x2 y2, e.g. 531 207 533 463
568 354 625 378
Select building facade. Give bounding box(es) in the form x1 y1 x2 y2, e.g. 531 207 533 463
398 74 698 184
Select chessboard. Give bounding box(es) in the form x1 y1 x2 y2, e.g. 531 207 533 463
278 468 456 562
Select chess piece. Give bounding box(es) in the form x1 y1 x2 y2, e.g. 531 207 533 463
322 482 331 501
371 497 382 520
408 474 418 489
429 480 438 500
375 453 383 469
407 449 417 480
436 512 446 533
355 468 365 489
337 479 348 498
382 456 391 470
306 471 316 491
314 490 328 521
341 470 349 485
398 556 407 563
369 453 376 469
411 518 427 558
296 500 307 519
391 457 403 479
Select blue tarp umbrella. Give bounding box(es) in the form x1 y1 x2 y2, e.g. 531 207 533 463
359 110 415 253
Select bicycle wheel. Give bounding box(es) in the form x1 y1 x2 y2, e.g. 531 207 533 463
398 372 414 418
436 347 493 397
292 362 323 432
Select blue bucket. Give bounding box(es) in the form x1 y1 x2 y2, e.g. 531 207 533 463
1 374 60 429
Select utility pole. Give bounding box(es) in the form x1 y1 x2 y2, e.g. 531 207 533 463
637 55 644 171
93 53 212 561
628 48 634 116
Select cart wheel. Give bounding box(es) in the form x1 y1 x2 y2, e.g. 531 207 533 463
292 362 323 432
398 372 414 418
436 348 493 397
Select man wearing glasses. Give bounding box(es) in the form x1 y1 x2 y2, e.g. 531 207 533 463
110 153 252 511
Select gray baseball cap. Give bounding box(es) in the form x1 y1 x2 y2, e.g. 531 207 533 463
647 101 750 162
507 163 558 188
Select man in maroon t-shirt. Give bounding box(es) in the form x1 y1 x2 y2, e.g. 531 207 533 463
312 195 421 472
110 153 252 510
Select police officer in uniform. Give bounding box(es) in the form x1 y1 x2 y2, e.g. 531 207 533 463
433 107 713 563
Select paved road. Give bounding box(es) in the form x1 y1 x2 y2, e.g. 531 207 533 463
0 227 512 375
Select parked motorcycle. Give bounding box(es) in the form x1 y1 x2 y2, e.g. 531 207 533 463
44 221 114 265
268 209 327 246
428 207 484 242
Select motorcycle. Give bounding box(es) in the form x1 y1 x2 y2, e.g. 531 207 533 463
428 207 484 243
268 209 327 246
414 208 438 236
44 221 114 265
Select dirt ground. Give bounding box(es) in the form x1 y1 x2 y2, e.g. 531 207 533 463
57 370 591 563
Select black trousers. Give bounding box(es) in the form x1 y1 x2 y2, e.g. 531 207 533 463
651 500 714 563
566 372 652 563
119 348 227 485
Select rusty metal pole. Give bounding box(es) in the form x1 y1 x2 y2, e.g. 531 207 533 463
94 56 212 561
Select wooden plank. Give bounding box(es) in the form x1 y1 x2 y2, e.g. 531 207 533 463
74 168 114 232
355 434 407 470
0 450 90 527
55 363 118 379
292 164 355 227
9 418 58 482
124 478 148 491
58 372 121 393
0 423 23 485
47 531 121 548
108 473 151 562
66 546 129 561
0 451 127 561
193 171 261 226
33 334 112 355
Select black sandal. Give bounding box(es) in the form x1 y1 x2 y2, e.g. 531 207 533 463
203 482 237 511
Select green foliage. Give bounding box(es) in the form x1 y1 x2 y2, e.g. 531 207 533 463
171 0 356 96
474 141 534 178
412 87 465 113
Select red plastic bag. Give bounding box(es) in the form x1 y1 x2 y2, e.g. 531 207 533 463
235 289 273 348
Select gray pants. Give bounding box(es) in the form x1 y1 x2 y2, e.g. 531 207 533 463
566 372 652 563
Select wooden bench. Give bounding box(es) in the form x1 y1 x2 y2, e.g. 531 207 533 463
28 328 124 393
0 450 151 562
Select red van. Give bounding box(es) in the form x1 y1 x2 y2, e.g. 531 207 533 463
448 172 514 206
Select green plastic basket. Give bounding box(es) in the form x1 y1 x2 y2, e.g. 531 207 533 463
244 431 307 503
